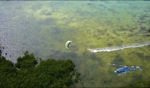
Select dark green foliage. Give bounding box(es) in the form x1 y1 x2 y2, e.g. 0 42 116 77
148 28 150 33
0 49 2 57
0 52 79 88
0 45 2 57
15 51 37 69
74 72 81 83
0 56 18 88
30 59 75 87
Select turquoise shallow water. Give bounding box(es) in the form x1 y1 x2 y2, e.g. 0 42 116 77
0 1 150 87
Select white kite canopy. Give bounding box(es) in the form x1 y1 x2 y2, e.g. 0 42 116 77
65 41 72 49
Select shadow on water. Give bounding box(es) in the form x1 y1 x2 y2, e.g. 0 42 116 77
111 55 124 65
81 51 104 66
46 50 78 60
82 51 97 60
46 50 82 68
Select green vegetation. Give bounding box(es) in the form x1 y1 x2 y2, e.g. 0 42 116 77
0 51 80 88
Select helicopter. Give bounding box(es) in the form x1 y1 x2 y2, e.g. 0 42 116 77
108 63 142 76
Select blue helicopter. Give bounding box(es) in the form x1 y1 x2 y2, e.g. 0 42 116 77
108 63 142 76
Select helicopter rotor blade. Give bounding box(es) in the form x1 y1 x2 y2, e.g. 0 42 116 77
108 63 124 67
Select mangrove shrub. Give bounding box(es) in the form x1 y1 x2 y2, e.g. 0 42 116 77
0 52 80 88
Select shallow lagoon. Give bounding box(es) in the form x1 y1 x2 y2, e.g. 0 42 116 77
0 1 150 87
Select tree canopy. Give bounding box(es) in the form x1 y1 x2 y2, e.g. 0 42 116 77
0 51 80 88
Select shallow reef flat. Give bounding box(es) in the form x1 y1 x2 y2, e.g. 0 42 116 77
0 1 150 87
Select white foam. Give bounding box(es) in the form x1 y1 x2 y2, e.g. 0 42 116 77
87 41 150 53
